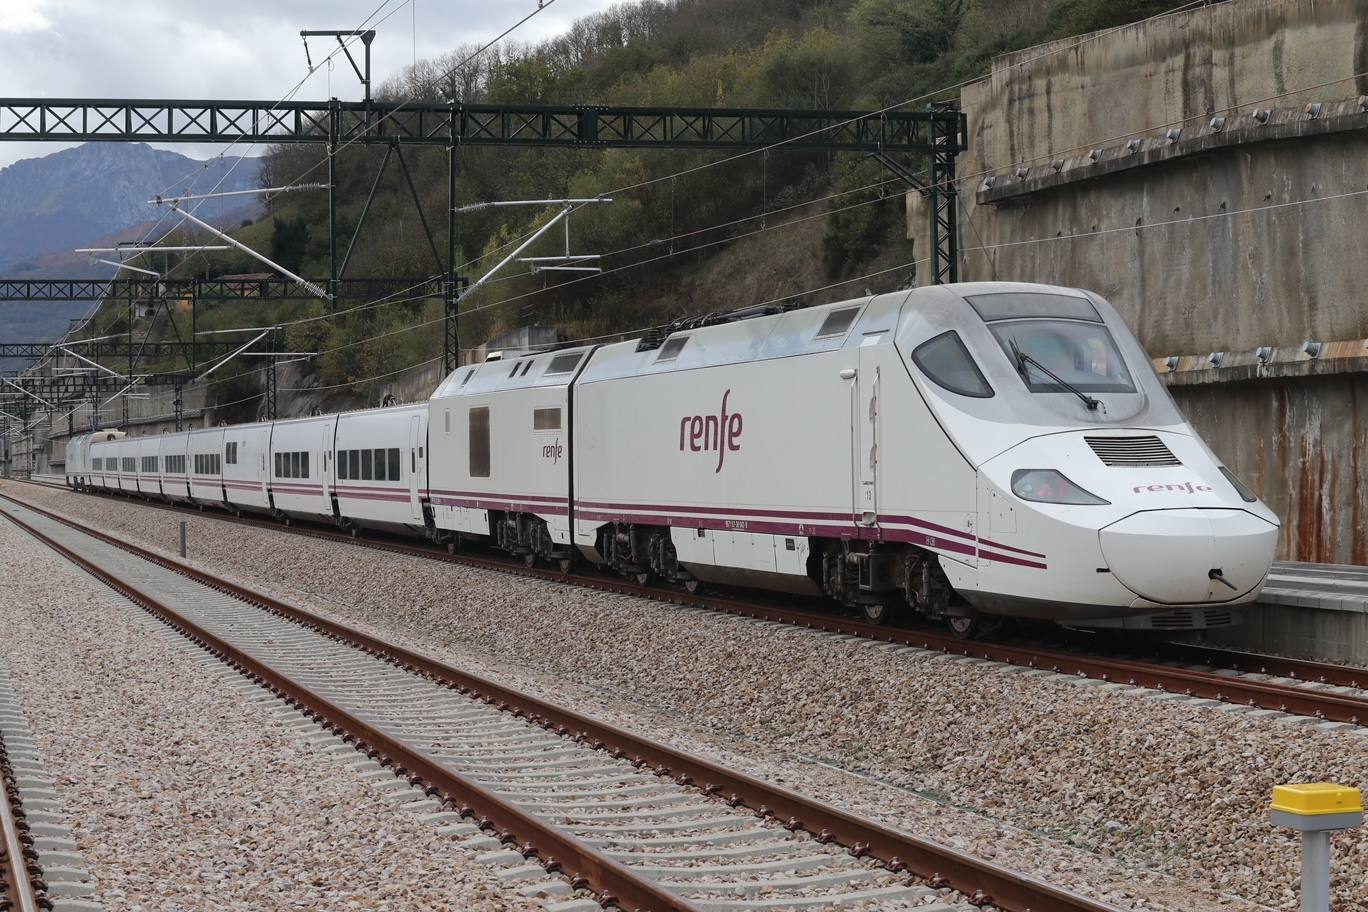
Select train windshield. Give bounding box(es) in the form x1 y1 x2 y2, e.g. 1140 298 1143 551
988 319 1136 394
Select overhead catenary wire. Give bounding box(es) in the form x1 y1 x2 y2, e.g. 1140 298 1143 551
229 0 1229 350
29 0 411 385
131 0 1215 353
275 0 562 195
33 0 1335 424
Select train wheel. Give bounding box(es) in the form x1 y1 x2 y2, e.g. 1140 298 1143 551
349 527 359 539
861 601 894 625
446 541 457 555
557 557 574 574
947 616 977 638
634 571 657 587
523 553 537 568
683 579 703 595
948 613 1004 640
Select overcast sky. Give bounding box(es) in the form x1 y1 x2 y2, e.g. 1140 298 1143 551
0 0 619 170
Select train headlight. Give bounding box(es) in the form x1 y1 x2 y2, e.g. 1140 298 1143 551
1011 469 1110 505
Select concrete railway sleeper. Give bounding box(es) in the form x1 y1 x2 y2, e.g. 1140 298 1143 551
0 492 1124 912
10 480 1368 726
1 728 43 912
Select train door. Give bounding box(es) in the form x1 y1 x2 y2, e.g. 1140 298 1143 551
854 339 881 526
320 423 333 511
408 415 423 522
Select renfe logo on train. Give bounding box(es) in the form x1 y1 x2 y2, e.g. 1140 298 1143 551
1132 481 1213 494
679 389 743 473
542 439 564 465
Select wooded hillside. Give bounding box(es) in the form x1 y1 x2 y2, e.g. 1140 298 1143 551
73 0 1177 403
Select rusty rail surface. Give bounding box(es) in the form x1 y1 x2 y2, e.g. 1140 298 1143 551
0 730 41 912
15 479 1368 718
25 480 1368 726
16 479 1368 717
0 489 1124 912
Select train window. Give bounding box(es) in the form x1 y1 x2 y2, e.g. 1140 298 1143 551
302 453 310 478
387 448 401 480
370 448 383 479
509 361 523 377
815 307 860 338
967 292 1102 323
988 320 1136 394
338 452 348 480
469 407 490 478
533 407 561 431
461 368 475 386
225 442 237 465
290 452 301 478
274 453 281 477
545 352 582 374
361 449 373 480
656 336 689 362
912 332 994 399
92 458 101 471
349 450 360 480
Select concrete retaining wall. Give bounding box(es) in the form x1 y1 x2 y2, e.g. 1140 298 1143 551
935 0 1368 565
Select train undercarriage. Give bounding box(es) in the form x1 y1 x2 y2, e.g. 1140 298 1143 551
474 514 996 637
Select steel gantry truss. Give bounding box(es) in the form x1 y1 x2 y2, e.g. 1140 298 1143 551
0 276 440 302
0 93 966 431
0 341 237 360
0 95 966 370
0 97 959 152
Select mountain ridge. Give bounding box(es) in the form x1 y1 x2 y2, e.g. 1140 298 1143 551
0 142 264 272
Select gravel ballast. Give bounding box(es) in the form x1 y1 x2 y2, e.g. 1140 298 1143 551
10 482 1368 911
0 505 548 912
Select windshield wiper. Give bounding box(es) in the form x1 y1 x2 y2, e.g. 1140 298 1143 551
1009 338 1100 411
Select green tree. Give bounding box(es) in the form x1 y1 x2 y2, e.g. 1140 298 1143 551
850 0 967 64
269 215 310 275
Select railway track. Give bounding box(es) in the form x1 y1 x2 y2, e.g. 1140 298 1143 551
1 727 42 912
0 493 1125 912
12 480 1368 728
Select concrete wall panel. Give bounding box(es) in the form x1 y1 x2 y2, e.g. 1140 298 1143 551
1174 375 1367 563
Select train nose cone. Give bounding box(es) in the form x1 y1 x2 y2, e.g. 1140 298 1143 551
1099 509 1278 604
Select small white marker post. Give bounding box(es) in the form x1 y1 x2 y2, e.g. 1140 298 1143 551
1270 782 1363 912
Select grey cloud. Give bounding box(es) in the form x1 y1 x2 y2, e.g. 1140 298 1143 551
0 0 617 170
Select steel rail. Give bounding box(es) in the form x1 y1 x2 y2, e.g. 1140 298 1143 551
1139 641 1368 690
0 501 697 912
0 489 1123 912
0 731 41 912
16 480 1368 720
15 480 1368 720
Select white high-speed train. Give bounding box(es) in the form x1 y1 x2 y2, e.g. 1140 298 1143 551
67 282 1280 636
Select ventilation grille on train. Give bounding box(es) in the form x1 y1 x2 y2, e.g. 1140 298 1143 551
1085 435 1181 467
1148 609 1234 630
